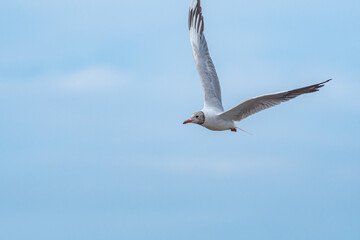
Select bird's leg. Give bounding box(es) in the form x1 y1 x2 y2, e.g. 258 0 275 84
230 128 237 132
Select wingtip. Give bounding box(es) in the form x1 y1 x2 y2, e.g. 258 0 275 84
188 0 204 35
322 78 332 84
315 79 332 89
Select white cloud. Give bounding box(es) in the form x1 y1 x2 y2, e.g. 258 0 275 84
135 156 293 177
57 67 127 92
0 66 129 95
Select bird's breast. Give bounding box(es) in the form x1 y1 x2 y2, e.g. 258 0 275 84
202 112 235 131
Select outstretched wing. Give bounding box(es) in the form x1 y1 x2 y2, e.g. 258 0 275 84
189 0 223 112
219 80 331 121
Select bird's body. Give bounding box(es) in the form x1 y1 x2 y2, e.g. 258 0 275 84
202 109 236 131
183 0 330 132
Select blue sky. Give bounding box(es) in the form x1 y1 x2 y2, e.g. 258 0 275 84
0 0 359 239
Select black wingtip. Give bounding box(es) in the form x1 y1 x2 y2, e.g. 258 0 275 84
188 0 204 35
317 78 332 88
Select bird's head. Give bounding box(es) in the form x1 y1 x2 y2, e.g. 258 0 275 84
183 111 205 125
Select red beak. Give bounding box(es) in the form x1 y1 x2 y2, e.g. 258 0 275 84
183 119 193 124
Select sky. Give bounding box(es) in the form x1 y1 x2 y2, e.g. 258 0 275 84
0 0 359 239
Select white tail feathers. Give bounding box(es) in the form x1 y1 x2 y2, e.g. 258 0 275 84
236 127 252 135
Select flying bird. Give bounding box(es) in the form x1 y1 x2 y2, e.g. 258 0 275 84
183 0 330 132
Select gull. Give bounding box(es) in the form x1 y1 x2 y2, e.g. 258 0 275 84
183 0 330 132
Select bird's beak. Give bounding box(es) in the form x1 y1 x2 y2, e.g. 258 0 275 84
183 119 193 124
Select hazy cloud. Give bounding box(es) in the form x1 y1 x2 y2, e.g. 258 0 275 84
57 67 127 92
135 156 293 177
0 66 129 95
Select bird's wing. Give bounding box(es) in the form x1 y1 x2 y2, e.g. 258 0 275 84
219 80 331 121
189 0 223 112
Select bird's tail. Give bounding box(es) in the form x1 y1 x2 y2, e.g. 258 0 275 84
236 127 252 135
